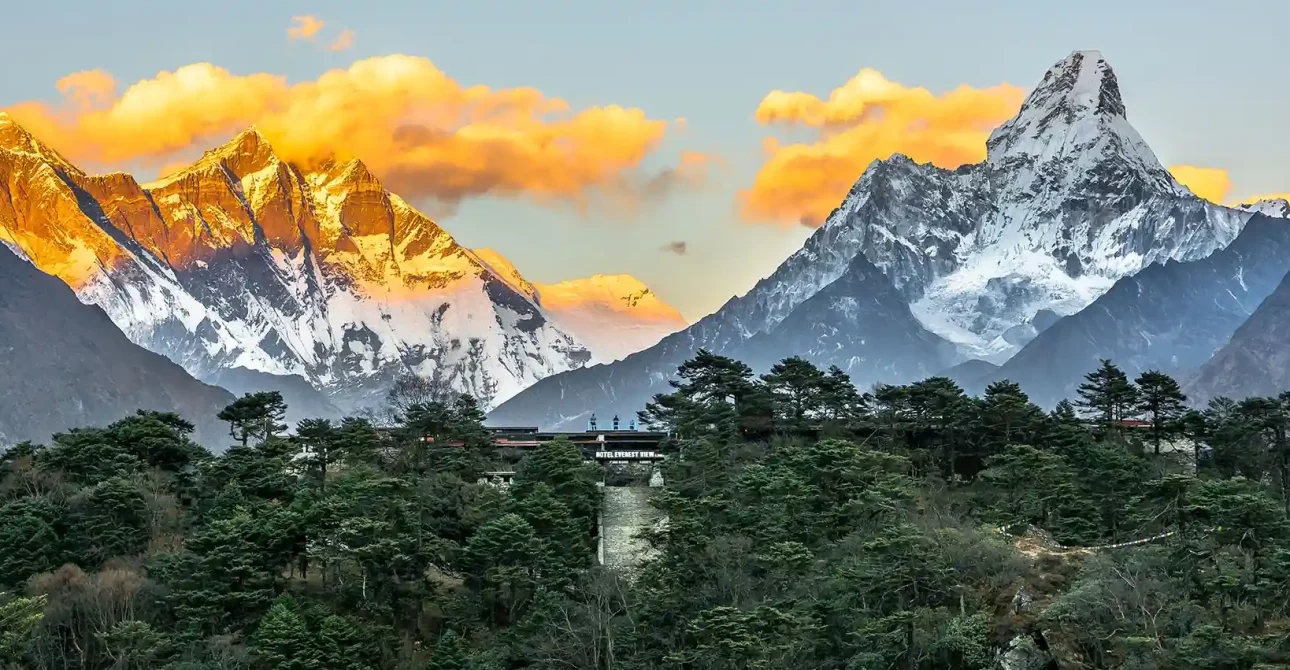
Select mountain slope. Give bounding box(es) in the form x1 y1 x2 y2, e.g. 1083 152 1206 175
0 116 592 411
736 254 954 381
1186 256 1290 403
489 50 1251 429
942 360 1002 389
0 243 234 447
982 214 1290 406
202 368 344 427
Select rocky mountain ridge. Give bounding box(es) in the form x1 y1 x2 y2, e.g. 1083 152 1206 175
0 116 682 412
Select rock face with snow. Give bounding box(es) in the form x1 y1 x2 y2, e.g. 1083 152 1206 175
472 249 687 364
489 50 1254 430
1238 198 1290 219
0 115 593 411
1186 251 1290 403
980 214 1290 406
736 253 955 382
0 243 234 446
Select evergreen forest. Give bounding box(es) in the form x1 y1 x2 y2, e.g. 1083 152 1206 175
3 352 1290 668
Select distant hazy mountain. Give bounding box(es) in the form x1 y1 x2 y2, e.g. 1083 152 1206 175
942 360 1002 390
489 50 1253 430
982 215 1290 405
473 248 687 364
0 243 234 446
1187 246 1290 402
203 367 344 427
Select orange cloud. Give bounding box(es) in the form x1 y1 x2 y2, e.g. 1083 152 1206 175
1244 193 1290 204
739 69 1025 226
56 70 116 108
1169 165 1232 204
4 55 702 213
327 29 355 52
1166 165 1290 207
287 15 325 41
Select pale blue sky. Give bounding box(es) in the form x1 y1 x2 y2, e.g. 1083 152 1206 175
3 0 1288 320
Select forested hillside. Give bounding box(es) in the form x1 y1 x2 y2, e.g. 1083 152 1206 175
3 354 1290 668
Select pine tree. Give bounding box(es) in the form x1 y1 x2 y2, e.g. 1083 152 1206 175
251 597 319 670
1047 400 1088 453
1134 370 1187 455
66 476 151 568
818 366 866 425
905 377 971 479
294 418 337 487
426 630 469 670
977 380 1046 475
218 392 289 447
315 614 377 670
1075 359 1139 430
638 349 761 439
761 356 827 431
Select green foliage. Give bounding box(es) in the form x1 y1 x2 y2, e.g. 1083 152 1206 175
5 352 1290 668
1135 370 1188 454
1076 358 1140 428
0 592 45 663
0 497 63 586
66 476 151 568
218 392 289 447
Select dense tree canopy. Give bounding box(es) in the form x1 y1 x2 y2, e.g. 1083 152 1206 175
2 354 1290 668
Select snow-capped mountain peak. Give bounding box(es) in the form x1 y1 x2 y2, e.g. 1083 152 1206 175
986 50 1177 198
490 48 1258 431
0 119 595 411
472 247 540 301
0 112 85 179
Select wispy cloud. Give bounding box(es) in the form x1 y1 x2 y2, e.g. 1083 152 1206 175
287 15 325 41
327 29 355 52
661 241 687 255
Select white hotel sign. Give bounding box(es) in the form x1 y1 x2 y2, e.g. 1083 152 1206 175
593 451 662 460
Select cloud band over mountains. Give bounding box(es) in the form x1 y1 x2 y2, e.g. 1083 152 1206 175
4 55 706 214
7 56 1284 224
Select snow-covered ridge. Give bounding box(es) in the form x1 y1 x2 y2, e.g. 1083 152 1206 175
0 121 624 410
1238 198 1290 219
